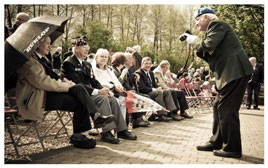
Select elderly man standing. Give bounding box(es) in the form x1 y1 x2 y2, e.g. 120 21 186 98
247 57 264 110
9 12 30 34
52 46 63 72
153 60 192 119
183 8 253 158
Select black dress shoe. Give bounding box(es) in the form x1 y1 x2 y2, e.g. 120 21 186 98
213 149 242 158
118 130 137 140
170 113 184 121
197 142 222 151
94 113 115 128
254 106 260 110
148 114 157 121
101 131 120 144
132 117 150 128
180 112 193 119
70 134 96 149
158 115 171 122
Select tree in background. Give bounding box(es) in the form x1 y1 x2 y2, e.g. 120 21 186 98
5 4 264 72
209 5 264 63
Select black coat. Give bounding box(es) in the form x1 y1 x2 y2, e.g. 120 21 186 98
52 51 62 69
62 55 103 95
248 63 264 86
135 68 158 94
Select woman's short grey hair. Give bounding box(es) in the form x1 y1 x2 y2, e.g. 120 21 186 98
124 53 133 60
95 48 109 58
159 60 170 68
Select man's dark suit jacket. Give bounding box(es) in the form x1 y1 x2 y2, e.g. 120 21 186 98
193 20 253 90
61 55 103 95
249 63 264 86
135 68 158 94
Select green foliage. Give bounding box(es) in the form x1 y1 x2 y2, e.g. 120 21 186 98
6 4 264 70
209 5 264 63
75 20 114 53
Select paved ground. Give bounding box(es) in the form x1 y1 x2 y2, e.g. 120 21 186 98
6 106 264 165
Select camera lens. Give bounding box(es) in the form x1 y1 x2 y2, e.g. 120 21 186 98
179 35 187 41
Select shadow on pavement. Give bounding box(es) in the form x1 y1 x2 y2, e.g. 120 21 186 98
240 154 264 164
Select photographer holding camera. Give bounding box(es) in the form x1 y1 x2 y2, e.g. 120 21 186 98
181 8 253 158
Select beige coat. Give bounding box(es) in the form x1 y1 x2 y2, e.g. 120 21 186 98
153 67 170 90
16 55 73 120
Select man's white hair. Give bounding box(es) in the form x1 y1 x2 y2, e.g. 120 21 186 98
56 46 62 51
249 57 257 62
203 13 218 21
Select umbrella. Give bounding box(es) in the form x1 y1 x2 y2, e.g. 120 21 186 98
5 16 69 92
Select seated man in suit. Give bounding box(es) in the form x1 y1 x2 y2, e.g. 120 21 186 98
135 57 180 121
61 38 137 144
16 36 114 149
153 60 193 119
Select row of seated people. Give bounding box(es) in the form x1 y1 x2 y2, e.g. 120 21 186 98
15 36 193 149
61 38 194 141
15 37 136 149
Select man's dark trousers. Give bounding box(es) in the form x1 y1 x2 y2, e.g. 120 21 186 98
247 83 261 108
45 85 96 133
209 75 250 153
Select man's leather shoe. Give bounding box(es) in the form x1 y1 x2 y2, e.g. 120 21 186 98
158 115 171 122
94 113 115 128
254 106 260 110
132 117 150 128
117 130 137 140
180 112 193 119
213 149 242 158
170 113 184 121
70 134 96 149
148 114 157 121
101 131 120 144
197 142 221 151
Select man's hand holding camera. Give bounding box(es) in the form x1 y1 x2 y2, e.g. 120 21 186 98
179 30 197 44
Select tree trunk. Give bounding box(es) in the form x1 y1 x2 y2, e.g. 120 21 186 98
17 5 22 13
51 5 54 15
107 5 110 28
65 5 68 17
38 5 41 16
98 5 101 21
91 5 95 21
33 5 36 17
65 6 73 43
5 5 12 28
82 5 86 29
57 5 60 16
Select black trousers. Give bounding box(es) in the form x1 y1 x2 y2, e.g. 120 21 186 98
45 84 97 133
247 83 261 108
209 75 250 153
170 89 189 114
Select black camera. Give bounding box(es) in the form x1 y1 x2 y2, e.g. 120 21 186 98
179 30 191 41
